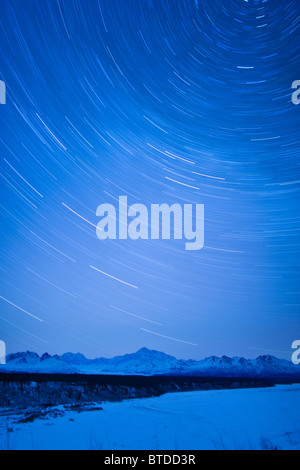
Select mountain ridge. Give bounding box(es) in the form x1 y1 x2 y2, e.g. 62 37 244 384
1 347 299 378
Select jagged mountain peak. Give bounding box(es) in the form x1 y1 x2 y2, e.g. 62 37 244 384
60 352 89 364
7 351 40 362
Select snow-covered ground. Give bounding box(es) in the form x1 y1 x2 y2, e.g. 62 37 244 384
0 384 299 450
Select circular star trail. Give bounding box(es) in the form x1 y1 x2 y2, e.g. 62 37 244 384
0 0 299 359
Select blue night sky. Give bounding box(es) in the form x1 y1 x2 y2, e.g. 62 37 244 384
0 0 299 360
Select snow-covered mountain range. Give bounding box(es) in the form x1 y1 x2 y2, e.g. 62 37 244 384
0 348 299 378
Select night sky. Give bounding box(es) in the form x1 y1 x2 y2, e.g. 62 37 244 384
0 0 299 360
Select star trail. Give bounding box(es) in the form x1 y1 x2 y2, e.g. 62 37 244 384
0 0 299 360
